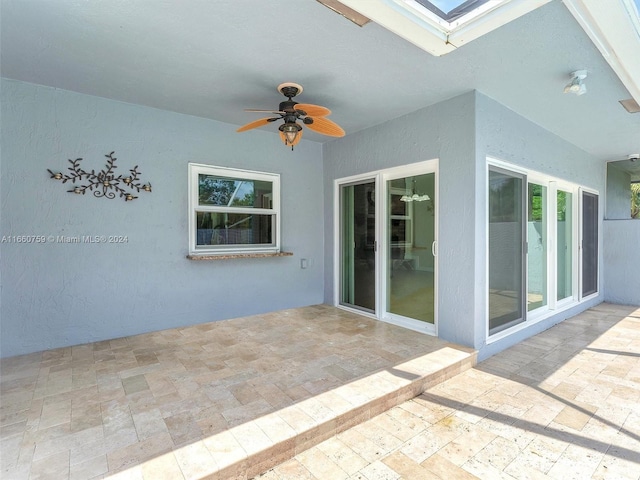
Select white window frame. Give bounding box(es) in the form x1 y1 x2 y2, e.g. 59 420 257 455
335 0 551 56
579 186 600 301
486 157 598 343
188 163 281 256
333 159 439 336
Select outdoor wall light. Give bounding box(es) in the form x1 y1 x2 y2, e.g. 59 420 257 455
564 70 588 96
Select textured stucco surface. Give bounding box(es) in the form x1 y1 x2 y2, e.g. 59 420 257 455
0 79 325 358
603 220 640 306
323 91 607 359
475 92 605 360
606 163 632 219
323 92 477 348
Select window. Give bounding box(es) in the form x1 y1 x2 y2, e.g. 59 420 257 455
188 164 280 255
407 0 497 23
488 166 525 335
581 190 599 298
556 189 574 302
340 0 549 56
487 159 599 339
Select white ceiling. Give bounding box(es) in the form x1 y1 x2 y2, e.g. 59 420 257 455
1 0 639 161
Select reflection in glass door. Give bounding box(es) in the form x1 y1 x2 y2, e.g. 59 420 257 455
340 181 376 312
557 190 573 301
581 191 598 297
527 183 547 311
386 173 436 325
488 167 525 335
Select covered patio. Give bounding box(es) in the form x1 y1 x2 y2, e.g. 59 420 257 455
0 305 475 479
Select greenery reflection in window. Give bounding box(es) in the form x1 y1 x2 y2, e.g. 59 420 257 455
189 164 280 255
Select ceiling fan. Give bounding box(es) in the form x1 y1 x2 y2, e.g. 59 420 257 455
237 82 345 150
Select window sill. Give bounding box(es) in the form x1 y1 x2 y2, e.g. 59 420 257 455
187 251 293 261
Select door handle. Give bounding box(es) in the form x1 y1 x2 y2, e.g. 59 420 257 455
432 241 437 257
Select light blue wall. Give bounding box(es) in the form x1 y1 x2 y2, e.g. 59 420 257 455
606 164 631 219
0 81 614 360
323 91 606 359
323 92 477 347
603 220 640 306
0 79 325 358
475 92 605 359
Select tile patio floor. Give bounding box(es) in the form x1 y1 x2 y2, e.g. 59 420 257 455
0 305 475 479
259 303 640 480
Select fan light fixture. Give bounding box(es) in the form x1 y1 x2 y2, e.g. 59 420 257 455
280 123 302 147
237 82 345 151
564 70 588 96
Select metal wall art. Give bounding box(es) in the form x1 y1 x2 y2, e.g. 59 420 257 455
47 152 152 201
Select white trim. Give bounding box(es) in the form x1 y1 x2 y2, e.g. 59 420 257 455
578 186 600 301
188 163 281 256
335 0 550 56
486 297 581 345
564 0 640 103
333 159 439 336
380 160 439 335
485 156 600 344
333 172 378 310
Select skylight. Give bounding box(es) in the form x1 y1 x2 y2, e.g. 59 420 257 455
397 0 509 32
337 0 552 56
413 0 493 22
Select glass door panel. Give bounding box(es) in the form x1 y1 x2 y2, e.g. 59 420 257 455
527 183 547 311
386 173 435 324
581 191 598 297
340 181 376 312
557 190 573 301
489 167 525 334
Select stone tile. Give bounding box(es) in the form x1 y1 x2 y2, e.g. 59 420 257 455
296 446 349 480
29 450 71 480
69 454 108 480
381 451 433 478
357 459 402 480
421 453 480 479
272 458 316 479
315 436 369 476
552 401 597 431
3 304 638 480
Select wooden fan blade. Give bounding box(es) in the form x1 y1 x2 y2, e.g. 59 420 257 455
305 116 345 137
245 109 286 114
237 117 274 132
294 103 331 117
279 128 303 147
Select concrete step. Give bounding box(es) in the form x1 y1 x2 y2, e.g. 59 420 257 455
194 344 477 479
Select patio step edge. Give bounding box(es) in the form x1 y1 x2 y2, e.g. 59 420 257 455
209 346 477 479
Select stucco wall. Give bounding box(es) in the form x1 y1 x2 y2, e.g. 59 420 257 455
323 92 477 347
0 79 325 358
606 163 631 219
476 92 605 359
603 220 640 306
323 90 606 358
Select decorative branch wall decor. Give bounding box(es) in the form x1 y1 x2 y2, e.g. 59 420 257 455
47 152 152 201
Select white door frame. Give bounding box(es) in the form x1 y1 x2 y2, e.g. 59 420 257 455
334 159 439 335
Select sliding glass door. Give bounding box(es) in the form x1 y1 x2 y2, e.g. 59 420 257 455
581 191 599 298
527 183 548 311
337 160 438 334
488 159 601 340
339 181 376 312
557 189 573 302
386 173 436 327
488 167 525 335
